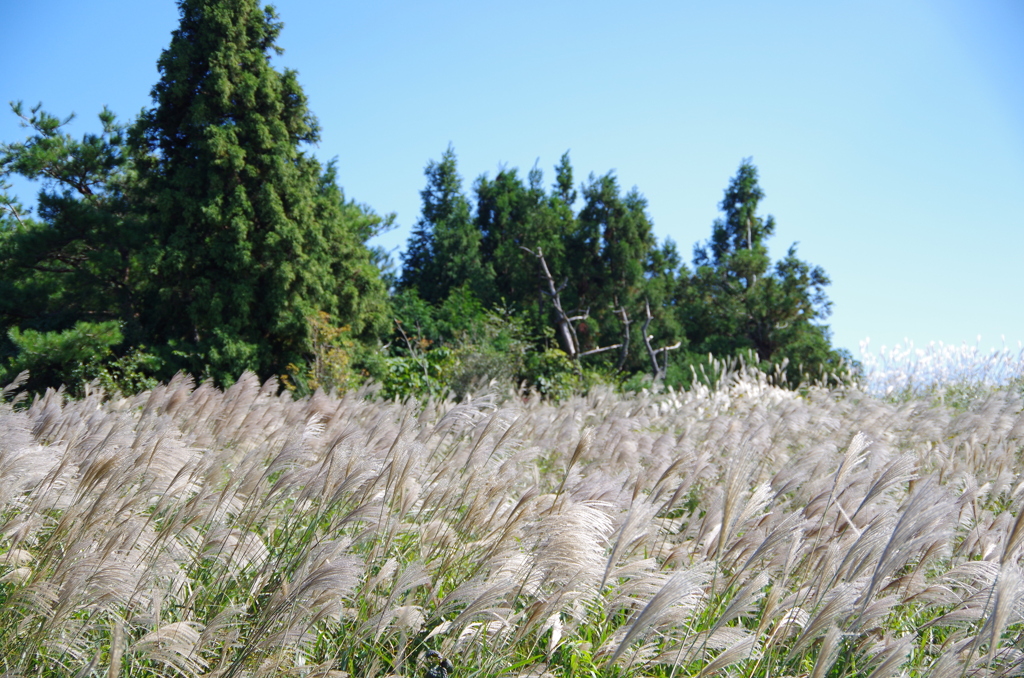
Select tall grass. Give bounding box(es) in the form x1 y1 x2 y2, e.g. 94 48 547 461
860 338 1024 404
0 367 1023 677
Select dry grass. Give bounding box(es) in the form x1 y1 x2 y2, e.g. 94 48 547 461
0 366 1023 677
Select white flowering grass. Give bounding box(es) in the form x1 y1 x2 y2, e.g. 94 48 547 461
860 337 1024 402
0 368 1022 677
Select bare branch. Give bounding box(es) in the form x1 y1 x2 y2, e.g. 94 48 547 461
566 309 590 323
522 246 622 364
0 198 27 228
522 246 580 359
642 299 682 382
614 303 631 372
393 319 416 358
579 344 622 358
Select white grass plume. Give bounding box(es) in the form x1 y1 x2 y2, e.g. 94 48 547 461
609 566 711 664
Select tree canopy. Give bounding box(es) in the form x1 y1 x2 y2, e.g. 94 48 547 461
0 0 388 392
0 1 849 398
392 152 848 392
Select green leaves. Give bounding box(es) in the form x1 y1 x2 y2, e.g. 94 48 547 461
681 160 844 385
0 0 391 395
0 0 848 399
401 146 487 305
2 102 126 200
3 320 159 396
131 0 387 386
0 102 146 356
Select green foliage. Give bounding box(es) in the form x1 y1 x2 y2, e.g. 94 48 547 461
3 320 158 396
281 311 359 397
92 346 162 396
128 0 387 386
4 374 1021 677
0 103 147 344
393 150 849 397
6 321 121 393
444 309 533 399
682 159 844 384
523 348 581 401
0 0 390 395
378 289 537 401
376 346 457 401
400 146 488 305
0 0 847 401
389 285 489 352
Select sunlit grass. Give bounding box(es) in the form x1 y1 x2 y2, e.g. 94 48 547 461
859 337 1024 404
0 364 1022 677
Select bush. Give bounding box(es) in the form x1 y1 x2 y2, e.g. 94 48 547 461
282 312 360 397
522 349 580 401
4 321 160 397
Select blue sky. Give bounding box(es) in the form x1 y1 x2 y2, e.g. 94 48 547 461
3 0 1022 360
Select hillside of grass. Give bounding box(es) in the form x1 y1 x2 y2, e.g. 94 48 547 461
0 364 1022 677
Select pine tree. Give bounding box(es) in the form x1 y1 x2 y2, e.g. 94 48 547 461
131 0 386 384
475 165 557 309
553 151 577 207
399 146 487 305
0 103 161 393
0 104 141 335
684 159 842 380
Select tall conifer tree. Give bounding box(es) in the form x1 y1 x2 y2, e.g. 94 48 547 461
131 0 386 384
399 146 486 304
685 159 840 377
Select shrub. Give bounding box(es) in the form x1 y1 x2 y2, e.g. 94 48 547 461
4 321 160 396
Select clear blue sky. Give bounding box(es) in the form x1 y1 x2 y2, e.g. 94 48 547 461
3 0 1022 359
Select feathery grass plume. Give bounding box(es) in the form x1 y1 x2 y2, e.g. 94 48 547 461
829 511 898 585
808 623 843 678
654 626 751 666
436 578 515 636
601 499 659 590
814 432 870 523
719 482 775 569
358 560 430 642
925 636 976 678
3 345 1024 676
710 571 771 634
787 581 864 660
861 633 914 678
973 562 1024 668
694 632 758 677
1000 498 1024 565
132 621 208 678
608 566 711 665
603 558 663 611
854 477 956 624
549 428 593 510
849 453 918 523
734 511 810 580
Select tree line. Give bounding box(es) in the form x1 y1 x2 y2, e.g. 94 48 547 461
0 0 850 399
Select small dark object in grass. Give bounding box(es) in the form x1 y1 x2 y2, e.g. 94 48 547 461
424 650 454 678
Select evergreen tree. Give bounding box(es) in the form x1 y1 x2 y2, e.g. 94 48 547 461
683 159 842 380
602 186 656 297
474 165 555 309
0 103 161 393
130 0 386 384
564 172 607 308
552 151 577 207
399 146 486 304
0 104 141 336
569 173 661 360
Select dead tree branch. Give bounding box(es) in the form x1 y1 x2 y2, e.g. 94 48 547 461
522 246 623 363
613 302 631 372
643 299 682 382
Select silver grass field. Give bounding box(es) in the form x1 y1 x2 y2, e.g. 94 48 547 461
0 363 1023 678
